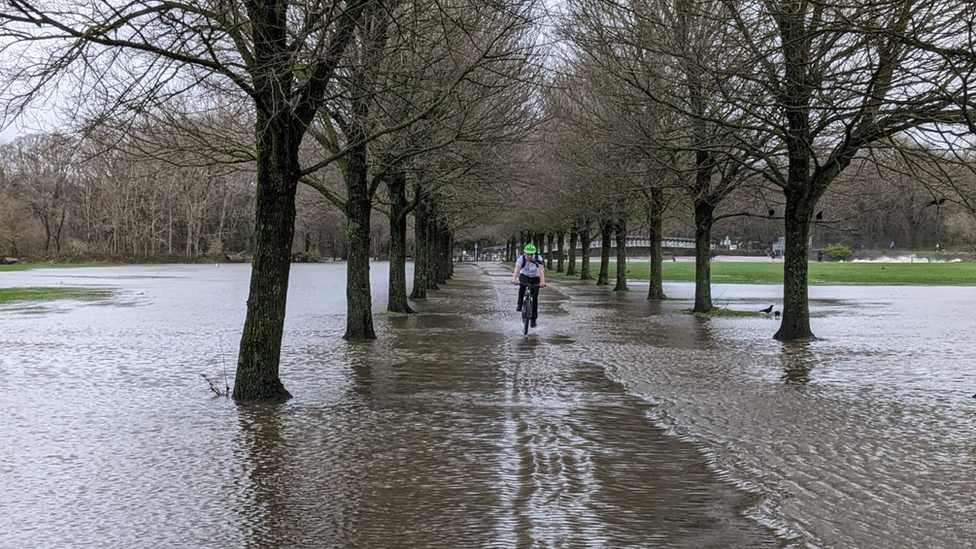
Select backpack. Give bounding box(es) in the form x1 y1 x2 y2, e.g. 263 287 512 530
520 254 544 267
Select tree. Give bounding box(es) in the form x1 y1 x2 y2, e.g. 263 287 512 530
1 0 371 399
720 0 976 339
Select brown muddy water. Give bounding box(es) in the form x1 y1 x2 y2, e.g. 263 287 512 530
1 262 973 548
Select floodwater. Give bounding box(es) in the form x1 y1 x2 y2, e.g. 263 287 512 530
1 262 973 548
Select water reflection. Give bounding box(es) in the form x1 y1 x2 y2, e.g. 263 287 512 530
779 343 815 385
693 315 716 348
237 404 288 549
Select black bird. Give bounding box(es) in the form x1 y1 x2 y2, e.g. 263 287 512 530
939 197 947 205
759 304 773 314
774 310 781 319
768 209 775 217
815 211 823 220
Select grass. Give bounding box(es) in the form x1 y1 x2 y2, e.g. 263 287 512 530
541 260 976 285
0 287 113 306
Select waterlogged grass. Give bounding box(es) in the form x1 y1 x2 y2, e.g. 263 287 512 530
546 260 976 285
691 308 760 318
0 286 113 306
0 263 91 272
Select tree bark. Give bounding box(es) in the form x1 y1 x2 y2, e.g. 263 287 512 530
579 223 592 280
410 192 429 299
386 172 414 314
613 218 628 291
692 199 714 313
566 230 578 276
546 232 555 270
647 187 666 300
343 141 376 341
556 230 565 272
233 114 298 402
436 223 452 284
774 192 817 341
597 219 612 285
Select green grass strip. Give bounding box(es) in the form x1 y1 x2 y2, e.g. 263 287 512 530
540 260 976 285
0 287 113 305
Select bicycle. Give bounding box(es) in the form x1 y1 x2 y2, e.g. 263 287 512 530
519 282 540 335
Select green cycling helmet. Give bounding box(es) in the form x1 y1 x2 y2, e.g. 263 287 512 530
523 244 537 254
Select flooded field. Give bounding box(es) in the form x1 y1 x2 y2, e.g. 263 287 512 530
2 262 973 547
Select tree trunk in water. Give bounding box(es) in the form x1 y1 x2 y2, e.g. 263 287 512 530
614 219 628 291
774 195 816 341
434 226 451 284
386 172 413 314
233 115 297 401
567 230 578 276
580 225 592 280
556 231 565 273
597 220 612 286
410 194 429 299
343 144 376 341
647 187 666 300
693 200 714 313
425 209 440 290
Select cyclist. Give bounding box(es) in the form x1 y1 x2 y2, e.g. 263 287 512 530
510 243 546 327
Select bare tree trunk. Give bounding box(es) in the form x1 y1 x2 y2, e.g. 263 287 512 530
546 232 554 270
233 114 298 402
613 218 628 291
387 172 414 314
343 142 376 341
566 229 578 276
774 192 817 341
556 230 565 272
579 223 592 280
433 222 451 284
54 209 65 255
410 193 429 299
647 187 666 300
597 219 612 286
693 199 714 313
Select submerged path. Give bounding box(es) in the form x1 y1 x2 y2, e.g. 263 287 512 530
324 262 784 548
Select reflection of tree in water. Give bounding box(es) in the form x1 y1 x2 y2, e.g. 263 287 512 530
780 342 816 385
236 403 290 549
693 315 716 348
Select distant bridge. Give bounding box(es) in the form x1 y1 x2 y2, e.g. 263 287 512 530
478 235 696 257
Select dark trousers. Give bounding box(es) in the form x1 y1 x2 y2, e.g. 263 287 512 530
517 274 540 320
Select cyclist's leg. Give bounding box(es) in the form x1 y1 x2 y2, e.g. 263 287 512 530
530 277 540 320
517 274 528 310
